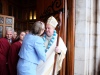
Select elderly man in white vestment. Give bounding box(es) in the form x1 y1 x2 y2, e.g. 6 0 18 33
36 16 67 75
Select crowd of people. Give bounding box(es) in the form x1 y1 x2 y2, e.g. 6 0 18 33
0 16 67 75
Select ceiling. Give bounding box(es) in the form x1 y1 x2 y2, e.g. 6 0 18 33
8 0 36 7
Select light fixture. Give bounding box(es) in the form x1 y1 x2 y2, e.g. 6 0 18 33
33 11 36 19
29 10 36 20
29 10 32 20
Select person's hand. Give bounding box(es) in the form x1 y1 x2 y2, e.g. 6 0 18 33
55 46 61 53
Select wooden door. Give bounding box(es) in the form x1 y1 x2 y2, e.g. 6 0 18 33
36 0 67 75
0 15 14 38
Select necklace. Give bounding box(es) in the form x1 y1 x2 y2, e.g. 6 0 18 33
43 30 57 52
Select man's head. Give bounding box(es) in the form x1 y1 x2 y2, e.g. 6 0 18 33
45 16 58 37
5 27 14 40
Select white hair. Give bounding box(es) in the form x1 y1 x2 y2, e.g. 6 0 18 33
6 27 14 33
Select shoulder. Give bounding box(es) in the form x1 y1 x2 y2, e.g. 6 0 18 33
36 36 44 42
11 41 22 49
0 37 6 40
0 38 10 47
29 34 43 41
24 33 38 39
0 37 8 42
12 41 21 46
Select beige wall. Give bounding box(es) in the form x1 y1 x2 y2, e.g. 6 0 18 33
75 0 100 75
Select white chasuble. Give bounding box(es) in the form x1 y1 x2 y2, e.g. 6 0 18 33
36 37 67 75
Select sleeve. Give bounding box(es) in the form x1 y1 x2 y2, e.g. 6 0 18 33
34 38 46 62
8 42 20 67
56 37 67 71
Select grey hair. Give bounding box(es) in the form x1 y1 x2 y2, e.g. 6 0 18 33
6 27 14 34
30 21 45 35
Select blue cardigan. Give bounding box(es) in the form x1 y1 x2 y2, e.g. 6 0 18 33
18 33 46 64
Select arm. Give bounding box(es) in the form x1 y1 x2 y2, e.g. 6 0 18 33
34 38 46 62
56 37 67 71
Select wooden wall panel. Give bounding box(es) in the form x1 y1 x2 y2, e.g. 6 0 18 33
36 0 63 22
1 0 8 15
36 0 45 21
66 0 75 75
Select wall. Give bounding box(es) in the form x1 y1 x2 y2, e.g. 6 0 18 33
96 0 100 75
75 0 100 75
36 0 63 22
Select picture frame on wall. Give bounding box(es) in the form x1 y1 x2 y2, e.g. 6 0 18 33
5 17 13 25
0 17 4 24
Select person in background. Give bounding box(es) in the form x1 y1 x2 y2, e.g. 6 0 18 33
12 31 19 43
17 21 46 75
36 16 67 75
8 31 26 75
0 27 14 75
13 31 17 40
6 27 14 44
25 30 29 34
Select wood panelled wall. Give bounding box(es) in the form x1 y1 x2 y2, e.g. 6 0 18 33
36 0 63 22
0 0 8 15
0 0 36 32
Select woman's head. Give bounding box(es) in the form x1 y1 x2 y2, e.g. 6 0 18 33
30 21 45 35
19 31 26 41
13 31 18 39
